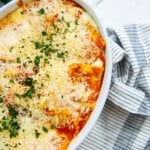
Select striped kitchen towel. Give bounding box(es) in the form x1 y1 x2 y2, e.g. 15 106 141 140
78 24 150 150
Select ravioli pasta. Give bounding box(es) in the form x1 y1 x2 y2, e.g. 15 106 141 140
0 0 105 149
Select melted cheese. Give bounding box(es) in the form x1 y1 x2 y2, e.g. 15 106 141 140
0 0 105 150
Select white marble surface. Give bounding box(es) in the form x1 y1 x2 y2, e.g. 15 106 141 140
98 0 150 27
1 0 150 27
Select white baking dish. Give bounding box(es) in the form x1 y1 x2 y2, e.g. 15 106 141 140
0 0 112 149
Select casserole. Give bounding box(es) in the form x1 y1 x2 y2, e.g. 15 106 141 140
0 0 112 150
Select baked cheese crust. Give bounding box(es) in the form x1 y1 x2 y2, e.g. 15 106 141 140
0 0 105 149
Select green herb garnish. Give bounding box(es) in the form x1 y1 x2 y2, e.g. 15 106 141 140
24 77 34 87
37 93 41 99
57 52 64 58
38 8 45 15
42 126 48 133
14 93 22 99
34 56 41 66
35 129 40 138
23 88 34 99
42 31 47 36
8 106 18 118
9 79 14 83
31 41 42 49
66 22 70 27
0 106 20 138
75 19 78 25
16 57 21 63
0 97 3 103
23 62 27 68
9 118 20 138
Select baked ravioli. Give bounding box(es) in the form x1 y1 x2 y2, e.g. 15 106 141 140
0 0 105 149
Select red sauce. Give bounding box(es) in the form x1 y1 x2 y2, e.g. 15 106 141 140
56 117 88 141
68 63 102 90
95 38 106 50
88 91 99 103
57 124 76 140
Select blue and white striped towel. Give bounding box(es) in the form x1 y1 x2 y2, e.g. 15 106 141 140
78 24 150 150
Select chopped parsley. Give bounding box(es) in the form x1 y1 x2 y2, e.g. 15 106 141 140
0 96 3 103
0 118 20 138
23 62 27 68
14 93 22 99
66 22 70 27
41 31 47 36
42 126 48 133
38 8 45 15
0 106 20 138
30 17 70 62
44 58 49 64
35 129 40 138
24 77 34 87
5 143 9 147
34 56 41 66
31 41 42 49
9 79 14 83
16 57 21 63
15 77 35 99
22 129 25 132
22 88 34 99
8 118 20 138
75 19 79 25
57 52 64 58
52 23 58 31
49 33 57 41
8 106 18 118
28 60 32 63
37 93 41 99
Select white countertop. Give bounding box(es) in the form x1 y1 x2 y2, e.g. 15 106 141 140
1 0 150 27
98 0 150 27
